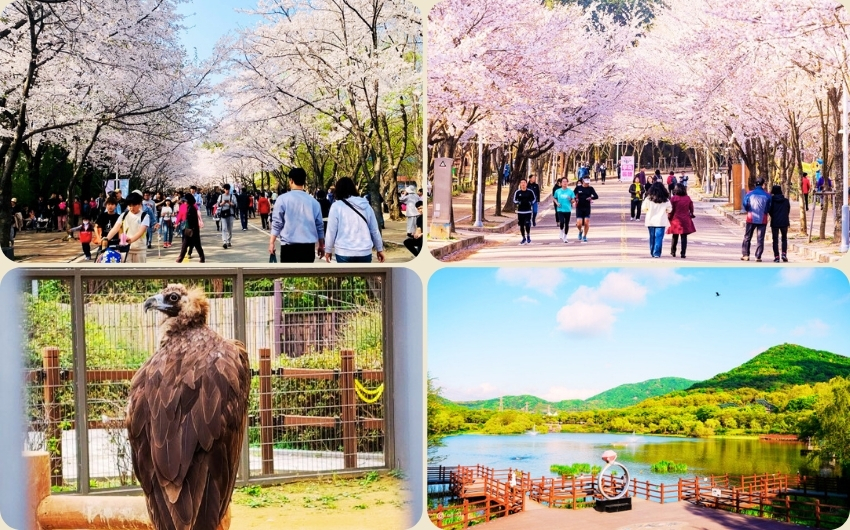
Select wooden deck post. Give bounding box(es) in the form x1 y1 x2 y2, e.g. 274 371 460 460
815 498 820 528
340 349 357 469
678 478 682 501
43 347 62 487
785 496 791 522
660 482 665 504
258 348 274 475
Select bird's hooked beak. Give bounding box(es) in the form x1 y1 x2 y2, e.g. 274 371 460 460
144 294 177 315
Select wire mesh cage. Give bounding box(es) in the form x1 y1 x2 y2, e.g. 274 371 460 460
20 271 389 494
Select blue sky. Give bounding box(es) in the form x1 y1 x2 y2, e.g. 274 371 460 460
428 268 850 402
176 0 257 62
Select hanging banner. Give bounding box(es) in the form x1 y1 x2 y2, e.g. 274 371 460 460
620 156 635 182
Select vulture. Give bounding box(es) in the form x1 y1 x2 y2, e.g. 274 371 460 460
128 284 250 530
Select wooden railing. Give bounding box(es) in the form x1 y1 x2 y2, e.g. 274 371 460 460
427 466 526 528
429 497 510 530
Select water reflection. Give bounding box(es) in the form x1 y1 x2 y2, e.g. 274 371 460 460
432 433 815 483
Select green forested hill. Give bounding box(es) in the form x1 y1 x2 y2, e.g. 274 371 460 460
455 378 697 412
688 344 850 391
584 377 697 408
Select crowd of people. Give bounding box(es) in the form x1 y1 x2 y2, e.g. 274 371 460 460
512 167 798 262
9 168 423 264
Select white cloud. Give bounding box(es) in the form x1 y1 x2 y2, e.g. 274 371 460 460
757 325 777 335
792 318 830 337
629 268 688 287
540 386 601 401
444 383 501 401
778 269 815 287
596 272 648 304
496 268 565 295
556 300 620 336
514 295 539 304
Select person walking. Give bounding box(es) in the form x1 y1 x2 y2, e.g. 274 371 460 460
642 183 672 258
403 186 421 237
599 163 607 184
403 201 423 257
666 171 678 195
553 177 576 242
268 168 325 263
801 173 811 211
55 195 68 232
105 191 150 263
513 178 536 244
257 193 271 230
141 191 157 249
667 184 696 258
236 188 250 231
574 178 599 242
217 183 236 249
67 216 95 260
741 177 772 262
768 185 791 262
175 194 205 263
527 175 541 226
628 176 645 221
160 199 174 248
324 177 385 263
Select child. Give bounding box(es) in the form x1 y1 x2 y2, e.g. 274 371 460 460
68 216 95 260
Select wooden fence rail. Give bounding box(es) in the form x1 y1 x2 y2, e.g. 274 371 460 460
28 346 384 483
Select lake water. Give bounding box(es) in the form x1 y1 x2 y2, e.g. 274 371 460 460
431 432 814 483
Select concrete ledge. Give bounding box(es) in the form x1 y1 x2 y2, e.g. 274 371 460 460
459 218 518 234
429 235 485 260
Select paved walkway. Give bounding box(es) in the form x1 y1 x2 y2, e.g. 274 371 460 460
10 213 414 264
484 498 804 530
435 179 841 263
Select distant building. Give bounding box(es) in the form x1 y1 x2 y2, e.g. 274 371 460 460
754 399 778 413
719 403 738 409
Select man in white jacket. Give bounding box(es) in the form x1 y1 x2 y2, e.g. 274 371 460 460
324 177 385 263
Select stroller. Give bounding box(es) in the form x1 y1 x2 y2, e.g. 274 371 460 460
94 240 129 263
34 216 51 233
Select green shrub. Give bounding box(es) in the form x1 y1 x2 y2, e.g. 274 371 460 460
650 460 688 473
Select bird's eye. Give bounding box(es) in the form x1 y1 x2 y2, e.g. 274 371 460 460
168 293 180 303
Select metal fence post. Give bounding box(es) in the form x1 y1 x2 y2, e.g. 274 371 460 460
382 271 396 470
42 347 62 487
71 272 90 494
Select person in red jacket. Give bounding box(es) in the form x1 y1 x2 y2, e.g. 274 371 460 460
801 173 811 211
667 184 696 258
257 193 271 230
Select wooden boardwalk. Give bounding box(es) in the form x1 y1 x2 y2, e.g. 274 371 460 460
478 497 808 530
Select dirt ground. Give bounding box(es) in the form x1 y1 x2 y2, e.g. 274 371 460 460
228 473 413 530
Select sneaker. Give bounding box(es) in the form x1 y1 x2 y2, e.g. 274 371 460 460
741 256 750 261
520 237 527 245
527 237 531 244
563 237 569 243
756 258 762 262
223 243 227 249
630 217 634 221
147 244 152 249
582 235 588 242
774 257 780 263
782 255 788 262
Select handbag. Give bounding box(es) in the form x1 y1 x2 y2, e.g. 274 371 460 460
269 252 277 263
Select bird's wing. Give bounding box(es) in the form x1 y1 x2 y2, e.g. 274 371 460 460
127 329 250 530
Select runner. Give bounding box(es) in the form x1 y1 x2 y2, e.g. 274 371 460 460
574 177 599 242
553 177 576 242
527 175 541 226
513 178 536 245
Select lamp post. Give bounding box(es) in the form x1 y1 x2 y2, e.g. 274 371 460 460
841 87 849 253
474 135 484 228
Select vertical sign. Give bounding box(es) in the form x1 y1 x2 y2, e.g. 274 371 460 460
430 157 454 239
620 156 635 182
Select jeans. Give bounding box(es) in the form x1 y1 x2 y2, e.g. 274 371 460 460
336 254 372 263
221 216 234 244
648 227 665 257
630 199 642 219
771 226 788 258
532 203 538 225
162 220 174 244
742 223 766 258
239 209 248 230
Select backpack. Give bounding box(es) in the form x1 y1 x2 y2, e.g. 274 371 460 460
58 201 67 212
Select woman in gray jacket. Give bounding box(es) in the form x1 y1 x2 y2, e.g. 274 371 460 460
324 177 386 263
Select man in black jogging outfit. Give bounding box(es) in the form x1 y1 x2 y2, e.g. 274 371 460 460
574 178 599 242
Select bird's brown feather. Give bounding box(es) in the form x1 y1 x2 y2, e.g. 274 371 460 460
127 289 250 530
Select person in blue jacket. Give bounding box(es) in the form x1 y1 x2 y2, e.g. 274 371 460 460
741 177 772 262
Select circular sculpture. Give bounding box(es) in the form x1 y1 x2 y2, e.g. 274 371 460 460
597 451 631 500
